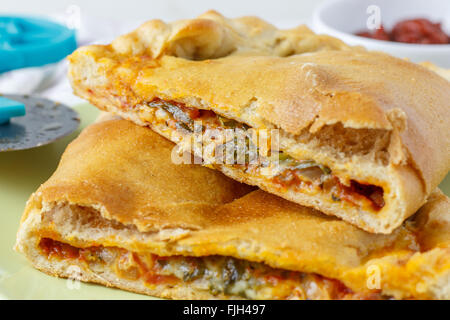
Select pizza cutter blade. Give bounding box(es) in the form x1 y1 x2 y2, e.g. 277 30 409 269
0 94 80 152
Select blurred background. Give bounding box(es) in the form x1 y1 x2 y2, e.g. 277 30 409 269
1 0 323 25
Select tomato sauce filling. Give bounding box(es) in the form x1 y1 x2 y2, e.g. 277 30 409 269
143 98 385 212
39 238 385 299
272 169 384 211
339 180 385 210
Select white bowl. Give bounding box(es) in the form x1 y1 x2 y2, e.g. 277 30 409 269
313 0 450 67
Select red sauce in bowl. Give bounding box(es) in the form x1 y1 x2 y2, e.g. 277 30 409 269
356 18 449 44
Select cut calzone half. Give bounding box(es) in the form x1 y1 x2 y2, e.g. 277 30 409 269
16 118 450 300
68 11 450 233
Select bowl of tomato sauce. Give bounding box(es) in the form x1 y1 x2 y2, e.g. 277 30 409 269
313 0 450 67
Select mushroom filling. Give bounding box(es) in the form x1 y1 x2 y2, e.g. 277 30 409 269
39 238 386 300
137 98 385 211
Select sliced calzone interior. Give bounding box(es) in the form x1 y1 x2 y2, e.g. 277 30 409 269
16 119 450 300
68 11 450 233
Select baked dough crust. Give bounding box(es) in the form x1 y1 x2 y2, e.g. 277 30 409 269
68 11 450 234
16 119 450 299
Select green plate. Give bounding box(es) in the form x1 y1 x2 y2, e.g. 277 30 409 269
0 103 449 299
0 104 151 299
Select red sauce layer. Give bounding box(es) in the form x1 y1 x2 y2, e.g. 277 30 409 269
273 170 384 211
357 18 449 44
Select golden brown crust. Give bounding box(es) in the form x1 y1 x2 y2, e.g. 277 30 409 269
419 62 450 81
16 119 450 299
33 119 253 232
68 11 450 233
109 10 351 59
71 50 450 193
68 11 449 191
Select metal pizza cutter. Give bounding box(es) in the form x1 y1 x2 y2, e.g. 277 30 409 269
0 94 80 152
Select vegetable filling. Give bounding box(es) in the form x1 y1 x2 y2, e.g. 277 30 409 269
138 99 385 211
39 238 385 300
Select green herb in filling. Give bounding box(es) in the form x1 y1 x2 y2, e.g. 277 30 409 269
331 194 341 202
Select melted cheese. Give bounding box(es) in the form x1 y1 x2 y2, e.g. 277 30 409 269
138 100 385 211
39 238 385 300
